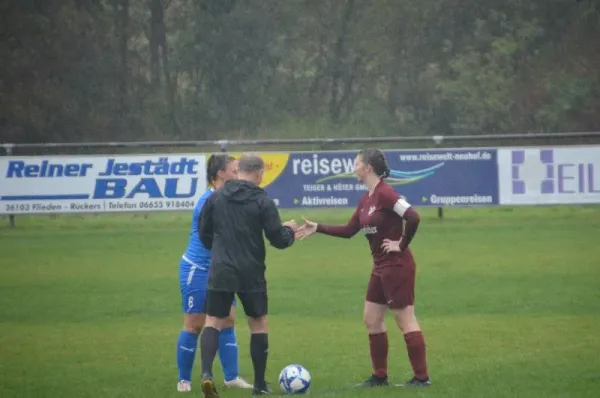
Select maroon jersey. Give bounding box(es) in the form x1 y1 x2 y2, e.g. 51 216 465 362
317 180 420 271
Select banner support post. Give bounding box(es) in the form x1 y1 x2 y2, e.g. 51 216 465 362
433 135 444 220
3 144 16 228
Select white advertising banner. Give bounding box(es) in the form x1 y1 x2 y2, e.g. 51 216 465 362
498 146 600 205
0 154 207 214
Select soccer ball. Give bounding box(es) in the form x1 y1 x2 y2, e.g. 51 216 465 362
278 364 311 394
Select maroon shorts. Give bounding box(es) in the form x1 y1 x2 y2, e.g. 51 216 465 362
365 263 415 309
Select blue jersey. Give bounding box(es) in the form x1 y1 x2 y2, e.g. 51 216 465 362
181 189 214 269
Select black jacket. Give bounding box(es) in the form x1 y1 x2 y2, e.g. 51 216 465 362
198 179 295 292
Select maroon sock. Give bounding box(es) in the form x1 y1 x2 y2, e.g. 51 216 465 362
403 331 428 380
368 332 388 378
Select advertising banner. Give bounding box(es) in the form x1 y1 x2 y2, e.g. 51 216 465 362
258 149 499 208
498 146 600 205
0 154 207 214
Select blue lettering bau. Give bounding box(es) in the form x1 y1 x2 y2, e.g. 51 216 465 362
93 177 197 199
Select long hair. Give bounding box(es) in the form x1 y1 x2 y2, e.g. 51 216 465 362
206 154 236 187
358 148 390 178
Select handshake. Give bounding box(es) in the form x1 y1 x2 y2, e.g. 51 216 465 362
283 217 317 241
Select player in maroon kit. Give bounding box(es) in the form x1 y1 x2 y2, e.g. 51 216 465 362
296 148 430 388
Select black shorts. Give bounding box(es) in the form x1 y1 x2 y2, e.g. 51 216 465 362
206 289 268 319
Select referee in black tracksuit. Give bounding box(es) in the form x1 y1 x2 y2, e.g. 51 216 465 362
197 154 297 397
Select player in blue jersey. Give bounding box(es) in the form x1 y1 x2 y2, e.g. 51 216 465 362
176 154 252 392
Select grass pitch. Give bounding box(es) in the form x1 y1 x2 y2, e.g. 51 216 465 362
1 206 600 397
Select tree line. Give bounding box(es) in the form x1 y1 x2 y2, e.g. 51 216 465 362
1 0 599 144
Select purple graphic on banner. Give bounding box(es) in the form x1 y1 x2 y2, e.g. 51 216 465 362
262 149 499 208
511 149 554 195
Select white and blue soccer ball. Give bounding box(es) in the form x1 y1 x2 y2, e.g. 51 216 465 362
278 364 311 394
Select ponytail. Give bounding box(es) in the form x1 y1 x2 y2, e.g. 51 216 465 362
358 148 391 179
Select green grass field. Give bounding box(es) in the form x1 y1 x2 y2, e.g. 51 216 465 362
1 206 600 398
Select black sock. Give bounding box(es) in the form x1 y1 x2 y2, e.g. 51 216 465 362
250 333 269 388
200 327 220 378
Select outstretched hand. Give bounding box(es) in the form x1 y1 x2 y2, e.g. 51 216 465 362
295 217 318 240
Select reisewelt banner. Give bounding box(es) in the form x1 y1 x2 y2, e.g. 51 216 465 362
497 146 600 205
254 149 499 208
0 154 207 214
